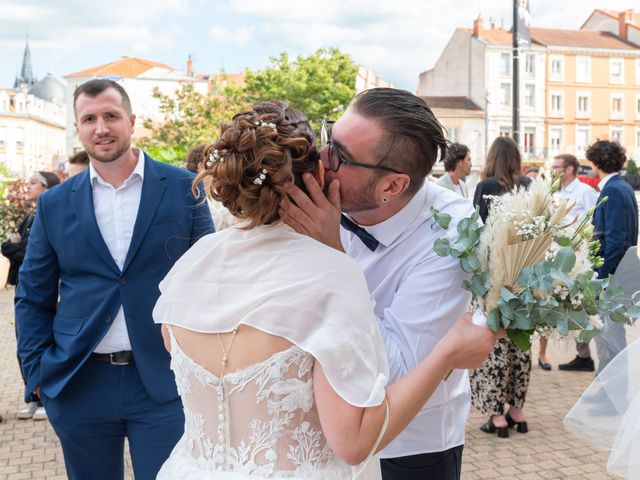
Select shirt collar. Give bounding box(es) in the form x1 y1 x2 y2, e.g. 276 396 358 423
352 184 427 248
598 172 618 191
90 148 145 188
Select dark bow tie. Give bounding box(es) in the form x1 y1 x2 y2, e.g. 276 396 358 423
340 214 379 252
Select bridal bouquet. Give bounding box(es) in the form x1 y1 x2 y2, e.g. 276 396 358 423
432 177 640 350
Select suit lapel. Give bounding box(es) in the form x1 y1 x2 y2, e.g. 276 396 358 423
122 154 167 273
71 170 121 274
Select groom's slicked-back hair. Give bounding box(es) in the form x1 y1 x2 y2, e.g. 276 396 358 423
73 79 132 117
350 88 448 196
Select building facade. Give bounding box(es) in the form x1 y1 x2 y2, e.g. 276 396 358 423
418 9 640 168
1 41 66 177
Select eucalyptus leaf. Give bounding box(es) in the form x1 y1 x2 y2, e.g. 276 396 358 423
500 287 519 303
457 218 471 235
431 207 451 230
556 236 572 247
486 308 501 331
433 238 451 257
452 237 472 254
513 310 532 330
507 329 532 351
553 247 576 273
461 254 481 273
610 310 630 325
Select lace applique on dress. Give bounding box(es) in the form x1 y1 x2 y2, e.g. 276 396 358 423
157 327 353 479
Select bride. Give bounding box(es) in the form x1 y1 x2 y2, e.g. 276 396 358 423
153 100 498 479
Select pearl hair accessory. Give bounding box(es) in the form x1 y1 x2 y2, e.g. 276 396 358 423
253 168 268 185
254 121 277 132
206 149 228 168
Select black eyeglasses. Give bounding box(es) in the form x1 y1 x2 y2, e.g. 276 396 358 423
320 119 403 174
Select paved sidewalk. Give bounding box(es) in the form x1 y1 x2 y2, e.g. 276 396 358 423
0 286 636 479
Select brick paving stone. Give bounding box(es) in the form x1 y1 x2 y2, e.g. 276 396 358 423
1 284 638 479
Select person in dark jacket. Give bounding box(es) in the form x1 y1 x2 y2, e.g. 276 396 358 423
473 136 532 223
588 140 638 374
1 170 60 421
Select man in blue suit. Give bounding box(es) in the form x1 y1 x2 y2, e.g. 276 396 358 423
588 140 638 373
15 79 214 480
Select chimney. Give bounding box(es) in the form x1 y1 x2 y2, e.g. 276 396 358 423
187 55 193 77
618 10 635 40
473 16 483 37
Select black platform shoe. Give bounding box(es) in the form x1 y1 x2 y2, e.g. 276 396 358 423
506 412 528 433
480 418 509 438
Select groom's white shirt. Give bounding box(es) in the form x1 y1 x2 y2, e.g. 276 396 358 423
341 182 473 457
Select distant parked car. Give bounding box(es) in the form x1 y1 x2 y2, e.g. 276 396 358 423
577 165 599 190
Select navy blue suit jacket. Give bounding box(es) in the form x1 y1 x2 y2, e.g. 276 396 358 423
593 174 638 279
15 154 214 403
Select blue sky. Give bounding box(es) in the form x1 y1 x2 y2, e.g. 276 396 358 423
1 0 638 92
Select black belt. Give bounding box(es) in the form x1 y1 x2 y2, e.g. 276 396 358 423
90 351 134 365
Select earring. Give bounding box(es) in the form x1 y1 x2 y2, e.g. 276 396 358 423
382 197 388 203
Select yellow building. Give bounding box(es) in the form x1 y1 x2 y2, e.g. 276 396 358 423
534 27 640 162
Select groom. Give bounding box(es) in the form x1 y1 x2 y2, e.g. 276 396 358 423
284 88 473 480
15 79 213 479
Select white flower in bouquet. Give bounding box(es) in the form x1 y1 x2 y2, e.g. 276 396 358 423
432 177 640 350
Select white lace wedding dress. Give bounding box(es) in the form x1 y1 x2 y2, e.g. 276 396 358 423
154 223 390 479
157 327 361 479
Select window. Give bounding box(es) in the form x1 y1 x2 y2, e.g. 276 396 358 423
610 58 624 84
549 126 563 153
636 94 640 119
500 83 511 106
576 92 590 118
576 56 591 83
524 127 535 155
636 59 640 85
0 127 6 151
524 84 535 109
500 53 511 76
576 126 590 157
636 127 640 147
550 55 564 81
611 94 624 119
446 127 459 143
610 126 623 144
550 91 563 117
499 126 511 137
525 54 535 75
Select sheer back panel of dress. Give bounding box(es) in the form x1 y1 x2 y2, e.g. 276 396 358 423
161 325 352 478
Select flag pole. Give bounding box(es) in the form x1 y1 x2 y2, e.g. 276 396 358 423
512 0 520 146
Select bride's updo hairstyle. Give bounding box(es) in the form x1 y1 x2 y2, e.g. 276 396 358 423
194 100 319 228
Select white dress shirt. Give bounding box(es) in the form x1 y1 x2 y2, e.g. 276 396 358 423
341 182 474 457
91 149 145 353
558 178 598 223
436 172 469 198
598 172 619 192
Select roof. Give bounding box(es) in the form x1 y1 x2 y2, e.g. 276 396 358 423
421 96 483 111
67 57 174 78
532 28 639 49
581 9 640 28
464 26 639 49
29 73 66 104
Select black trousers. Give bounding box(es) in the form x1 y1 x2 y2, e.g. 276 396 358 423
381 444 463 480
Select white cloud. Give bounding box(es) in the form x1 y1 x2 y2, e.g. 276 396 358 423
209 25 255 46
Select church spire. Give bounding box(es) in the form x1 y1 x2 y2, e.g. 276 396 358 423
14 36 35 89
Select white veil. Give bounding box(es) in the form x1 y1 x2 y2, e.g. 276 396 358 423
564 337 640 478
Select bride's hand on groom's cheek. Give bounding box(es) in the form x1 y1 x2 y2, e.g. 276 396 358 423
280 175 343 251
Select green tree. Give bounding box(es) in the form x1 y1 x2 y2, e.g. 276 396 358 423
237 48 357 128
138 83 246 166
